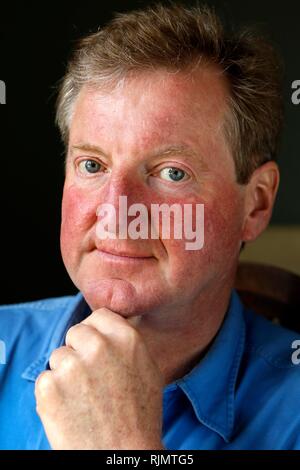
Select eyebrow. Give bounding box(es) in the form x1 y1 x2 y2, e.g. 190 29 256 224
71 143 108 156
150 145 198 159
70 143 208 169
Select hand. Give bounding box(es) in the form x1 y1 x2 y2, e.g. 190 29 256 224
35 308 164 450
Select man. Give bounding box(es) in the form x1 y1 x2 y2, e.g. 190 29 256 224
0 3 299 450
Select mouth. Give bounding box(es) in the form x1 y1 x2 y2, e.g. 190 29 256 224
95 247 156 263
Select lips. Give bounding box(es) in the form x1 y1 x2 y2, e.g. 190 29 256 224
99 247 154 259
93 240 155 259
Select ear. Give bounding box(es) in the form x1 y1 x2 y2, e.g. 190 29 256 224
241 161 280 242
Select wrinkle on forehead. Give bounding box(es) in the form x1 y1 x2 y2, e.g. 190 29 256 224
69 65 233 175
75 65 228 126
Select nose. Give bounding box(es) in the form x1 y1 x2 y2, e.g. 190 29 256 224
96 170 148 238
105 168 147 208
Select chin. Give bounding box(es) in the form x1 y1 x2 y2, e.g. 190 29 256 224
79 277 162 318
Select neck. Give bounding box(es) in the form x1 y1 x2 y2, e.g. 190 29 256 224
128 280 234 385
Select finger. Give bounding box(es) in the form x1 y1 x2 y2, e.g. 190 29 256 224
35 370 64 420
48 346 77 370
65 322 107 354
82 308 134 339
35 370 57 406
35 370 53 394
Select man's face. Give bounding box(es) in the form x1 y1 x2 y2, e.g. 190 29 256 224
61 67 246 317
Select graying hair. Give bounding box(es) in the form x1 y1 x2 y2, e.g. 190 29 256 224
56 3 283 184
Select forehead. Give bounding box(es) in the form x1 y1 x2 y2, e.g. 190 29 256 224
68 66 232 167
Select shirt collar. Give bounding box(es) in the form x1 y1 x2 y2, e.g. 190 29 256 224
21 292 89 381
165 290 246 443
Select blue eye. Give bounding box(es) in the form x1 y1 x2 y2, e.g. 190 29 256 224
159 167 187 182
79 159 102 174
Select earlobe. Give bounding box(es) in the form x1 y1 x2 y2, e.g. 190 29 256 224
241 161 280 243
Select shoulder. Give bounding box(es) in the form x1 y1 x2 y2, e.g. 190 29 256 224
0 295 75 314
0 294 85 374
0 295 76 329
243 307 300 370
0 295 81 351
241 307 300 422
235 305 300 448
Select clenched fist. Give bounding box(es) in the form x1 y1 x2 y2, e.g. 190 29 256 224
35 308 164 450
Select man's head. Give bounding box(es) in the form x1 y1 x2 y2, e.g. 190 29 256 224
57 3 281 317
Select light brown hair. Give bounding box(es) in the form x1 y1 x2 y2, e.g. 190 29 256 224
56 2 283 184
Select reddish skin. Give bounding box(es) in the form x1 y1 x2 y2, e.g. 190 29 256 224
35 67 279 449
61 68 244 318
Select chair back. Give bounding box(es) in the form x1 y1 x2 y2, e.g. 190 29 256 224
235 262 300 333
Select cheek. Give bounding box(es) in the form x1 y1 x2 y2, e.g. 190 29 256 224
163 188 244 280
206 188 244 256
60 184 98 254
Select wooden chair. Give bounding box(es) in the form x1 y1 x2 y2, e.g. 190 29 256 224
235 262 300 333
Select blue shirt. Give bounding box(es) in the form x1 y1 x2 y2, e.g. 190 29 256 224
0 290 299 450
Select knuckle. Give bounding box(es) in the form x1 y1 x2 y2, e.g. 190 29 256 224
35 371 55 398
89 309 110 328
87 331 107 358
65 323 81 344
35 371 59 417
88 310 102 323
60 352 78 373
49 347 61 365
88 308 116 324
49 346 69 369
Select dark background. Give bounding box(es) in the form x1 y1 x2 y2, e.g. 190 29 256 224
0 0 299 304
